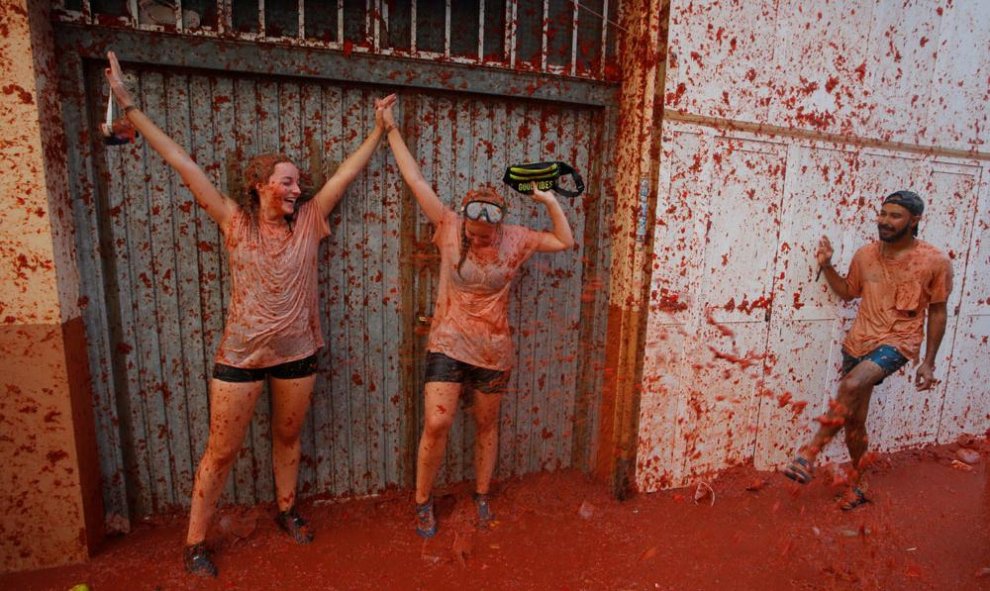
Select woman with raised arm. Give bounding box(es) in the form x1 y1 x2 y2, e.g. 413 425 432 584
105 52 395 577
378 101 575 538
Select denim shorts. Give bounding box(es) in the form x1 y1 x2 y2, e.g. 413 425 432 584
424 352 510 394
841 345 909 385
212 354 318 383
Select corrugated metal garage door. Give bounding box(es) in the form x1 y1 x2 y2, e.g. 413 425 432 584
78 65 609 519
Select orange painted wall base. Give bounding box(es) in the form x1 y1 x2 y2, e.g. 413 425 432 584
0 319 103 573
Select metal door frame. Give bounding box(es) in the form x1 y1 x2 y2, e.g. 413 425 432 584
55 22 617 525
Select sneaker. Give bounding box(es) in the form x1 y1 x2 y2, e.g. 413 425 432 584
184 542 218 578
473 492 494 528
276 506 314 544
415 496 437 539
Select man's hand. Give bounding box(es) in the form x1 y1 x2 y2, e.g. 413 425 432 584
816 236 834 267
915 361 936 391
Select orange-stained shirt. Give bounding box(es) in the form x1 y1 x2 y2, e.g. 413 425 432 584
843 240 953 361
215 199 330 368
427 209 539 370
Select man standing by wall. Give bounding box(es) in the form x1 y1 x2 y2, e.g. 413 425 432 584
783 191 953 509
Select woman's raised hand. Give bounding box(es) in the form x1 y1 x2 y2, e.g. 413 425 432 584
105 51 135 109
375 94 398 131
531 186 558 205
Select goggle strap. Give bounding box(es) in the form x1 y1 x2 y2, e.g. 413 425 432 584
105 91 114 129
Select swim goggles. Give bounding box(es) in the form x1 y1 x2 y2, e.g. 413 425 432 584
462 200 505 224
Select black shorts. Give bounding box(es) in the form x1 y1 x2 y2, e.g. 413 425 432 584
424 352 510 394
212 354 318 383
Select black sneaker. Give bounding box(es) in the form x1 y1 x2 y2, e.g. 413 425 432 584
473 492 495 528
276 506 314 544
184 542 218 578
415 496 437 539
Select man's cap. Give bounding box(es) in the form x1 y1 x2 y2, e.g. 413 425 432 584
883 190 924 216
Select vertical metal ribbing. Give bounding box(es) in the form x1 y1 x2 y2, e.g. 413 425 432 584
541 0 549 71
365 0 372 47
600 0 610 79
219 0 231 35
299 0 306 40
479 0 486 59
411 0 418 52
507 0 517 67
570 0 579 76
444 0 451 58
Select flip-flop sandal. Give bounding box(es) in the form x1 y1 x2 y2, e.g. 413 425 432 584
838 486 870 511
782 456 814 484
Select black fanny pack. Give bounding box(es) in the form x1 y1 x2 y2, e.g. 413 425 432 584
503 161 585 198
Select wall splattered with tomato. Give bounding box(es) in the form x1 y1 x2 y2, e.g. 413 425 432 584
637 0 990 491
0 0 103 574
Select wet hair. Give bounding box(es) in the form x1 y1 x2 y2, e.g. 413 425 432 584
456 186 506 278
236 153 298 230
460 185 507 209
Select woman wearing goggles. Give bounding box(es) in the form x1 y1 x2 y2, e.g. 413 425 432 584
379 99 575 539
463 200 505 224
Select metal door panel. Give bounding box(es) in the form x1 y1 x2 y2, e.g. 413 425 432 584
79 60 607 517
940 314 990 441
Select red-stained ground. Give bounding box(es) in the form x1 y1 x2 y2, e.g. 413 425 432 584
4 441 988 590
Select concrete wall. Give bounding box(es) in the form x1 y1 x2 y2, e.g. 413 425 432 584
637 0 990 491
0 0 102 573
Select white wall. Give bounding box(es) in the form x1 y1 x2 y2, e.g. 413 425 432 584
637 0 990 491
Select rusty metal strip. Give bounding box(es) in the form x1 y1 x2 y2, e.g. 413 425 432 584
56 24 617 107
665 111 990 162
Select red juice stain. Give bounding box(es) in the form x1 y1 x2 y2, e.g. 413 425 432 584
665 82 687 106
2 83 33 105
653 288 688 312
792 290 805 310
705 309 734 337
46 449 69 466
777 392 793 408
854 62 867 82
